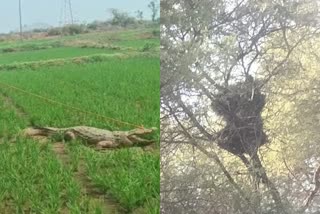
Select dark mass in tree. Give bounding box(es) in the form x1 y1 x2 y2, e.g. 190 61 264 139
211 75 267 156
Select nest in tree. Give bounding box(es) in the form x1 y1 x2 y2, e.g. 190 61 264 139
211 77 267 156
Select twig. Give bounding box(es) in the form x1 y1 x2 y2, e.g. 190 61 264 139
300 165 320 213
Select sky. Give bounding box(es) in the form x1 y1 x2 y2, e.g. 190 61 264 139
0 0 154 33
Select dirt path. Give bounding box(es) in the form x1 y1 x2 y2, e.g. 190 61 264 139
52 142 126 214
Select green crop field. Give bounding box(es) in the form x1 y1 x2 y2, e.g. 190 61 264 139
0 47 120 64
113 38 160 48
0 27 160 213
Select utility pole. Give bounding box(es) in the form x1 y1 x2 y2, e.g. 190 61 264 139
18 0 23 39
68 0 74 25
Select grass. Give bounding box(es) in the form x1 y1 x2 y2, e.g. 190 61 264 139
0 27 160 213
0 47 120 65
0 96 108 213
0 95 28 139
0 57 159 130
67 142 160 213
84 148 160 212
114 38 160 49
0 139 110 213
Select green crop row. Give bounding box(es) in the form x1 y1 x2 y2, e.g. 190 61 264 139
0 94 28 139
0 57 159 130
0 47 121 65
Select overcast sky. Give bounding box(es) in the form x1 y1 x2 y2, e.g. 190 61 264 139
0 0 154 33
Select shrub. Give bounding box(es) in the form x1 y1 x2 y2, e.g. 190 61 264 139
47 28 62 36
152 29 160 37
62 24 87 35
32 28 47 33
87 22 99 30
2 48 17 53
141 43 156 52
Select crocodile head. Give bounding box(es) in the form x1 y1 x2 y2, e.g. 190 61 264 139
127 127 157 143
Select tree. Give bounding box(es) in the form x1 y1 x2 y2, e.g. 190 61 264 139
108 8 135 27
135 10 144 22
148 0 159 22
161 0 320 213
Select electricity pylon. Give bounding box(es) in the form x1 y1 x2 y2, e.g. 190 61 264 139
60 0 74 26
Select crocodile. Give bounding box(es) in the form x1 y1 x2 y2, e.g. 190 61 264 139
23 126 157 149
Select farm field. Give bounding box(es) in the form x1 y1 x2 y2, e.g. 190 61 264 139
0 29 159 51
0 47 121 64
0 27 160 213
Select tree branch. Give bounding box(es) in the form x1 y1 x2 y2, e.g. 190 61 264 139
300 165 320 213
